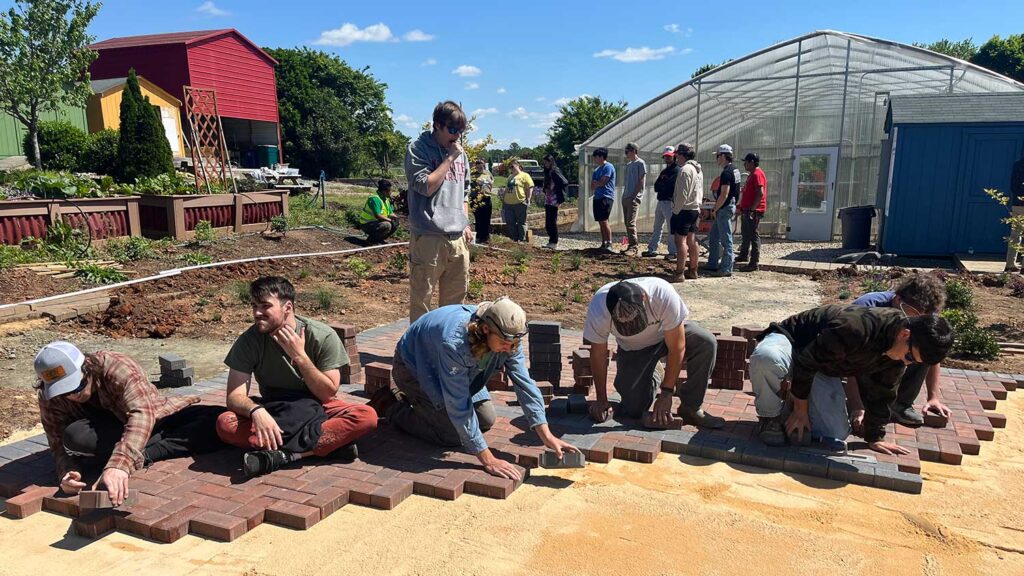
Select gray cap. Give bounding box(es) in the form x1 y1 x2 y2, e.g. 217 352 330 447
477 297 528 340
34 341 86 400
716 144 734 155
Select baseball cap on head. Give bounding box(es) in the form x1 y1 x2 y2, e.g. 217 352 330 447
716 144 734 155
34 341 86 400
661 145 675 157
605 281 649 337
477 297 528 341
743 152 759 163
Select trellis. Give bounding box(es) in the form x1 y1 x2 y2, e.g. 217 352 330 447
183 86 237 195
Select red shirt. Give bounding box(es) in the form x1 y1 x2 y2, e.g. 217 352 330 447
739 167 767 212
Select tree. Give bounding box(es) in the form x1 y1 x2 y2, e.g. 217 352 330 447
913 38 979 61
265 47 394 178
0 0 99 168
691 59 732 79
545 96 628 183
972 34 1024 84
114 69 173 183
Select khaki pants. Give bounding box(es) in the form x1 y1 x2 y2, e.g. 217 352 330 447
409 232 470 321
622 195 641 248
1007 205 1024 268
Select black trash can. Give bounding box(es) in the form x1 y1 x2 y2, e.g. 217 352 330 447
838 205 876 249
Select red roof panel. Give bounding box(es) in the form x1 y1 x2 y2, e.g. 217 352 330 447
90 28 277 65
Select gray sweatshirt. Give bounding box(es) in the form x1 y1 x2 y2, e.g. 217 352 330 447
404 131 470 235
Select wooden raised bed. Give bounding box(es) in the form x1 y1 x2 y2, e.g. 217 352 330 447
0 196 141 245
138 190 289 241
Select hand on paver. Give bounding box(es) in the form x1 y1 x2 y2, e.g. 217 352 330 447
94 468 130 507
272 323 307 363
923 398 952 419
60 470 87 495
849 409 865 437
478 450 522 481
785 408 811 444
251 408 285 450
651 393 675 428
542 436 581 461
868 440 911 456
588 399 613 423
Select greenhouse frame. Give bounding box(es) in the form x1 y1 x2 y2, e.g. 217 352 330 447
575 30 1024 241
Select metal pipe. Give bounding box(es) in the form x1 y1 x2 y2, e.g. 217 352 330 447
832 39 852 237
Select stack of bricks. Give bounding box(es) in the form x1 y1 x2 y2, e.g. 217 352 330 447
527 321 562 388
156 354 193 388
330 323 363 385
731 324 766 358
570 346 609 395
363 362 392 396
711 335 748 390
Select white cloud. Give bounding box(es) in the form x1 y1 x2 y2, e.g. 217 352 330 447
507 107 531 120
403 29 435 42
465 81 479 90
664 23 679 33
394 114 421 131
507 107 558 128
679 48 694 55
471 107 499 117
553 94 592 106
593 46 676 63
535 96 546 102
496 87 507 94
420 58 437 66
196 1 229 16
314 23 395 47
395 114 412 123
452 65 482 77
686 27 694 37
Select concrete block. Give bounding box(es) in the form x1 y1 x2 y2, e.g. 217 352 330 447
79 489 139 510
539 451 586 469
158 354 187 371
527 320 561 335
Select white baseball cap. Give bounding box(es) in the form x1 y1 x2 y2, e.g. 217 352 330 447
661 145 676 157
34 341 86 400
716 144 734 155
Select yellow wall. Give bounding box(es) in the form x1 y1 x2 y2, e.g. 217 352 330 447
86 78 185 155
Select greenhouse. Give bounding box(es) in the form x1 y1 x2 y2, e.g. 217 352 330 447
575 30 1024 241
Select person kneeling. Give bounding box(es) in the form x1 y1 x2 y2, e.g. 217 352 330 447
217 276 377 477
370 298 579 480
358 179 399 245
35 342 222 505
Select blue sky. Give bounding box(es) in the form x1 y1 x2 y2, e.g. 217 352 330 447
11 0 1023 148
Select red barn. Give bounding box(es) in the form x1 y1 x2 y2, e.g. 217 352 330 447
89 29 282 166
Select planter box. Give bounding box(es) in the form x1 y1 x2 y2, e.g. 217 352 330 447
138 190 289 241
0 196 140 246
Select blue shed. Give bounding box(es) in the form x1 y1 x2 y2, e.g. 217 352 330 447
878 93 1024 257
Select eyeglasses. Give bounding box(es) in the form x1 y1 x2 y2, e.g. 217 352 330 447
446 125 464 135
486 317 527 342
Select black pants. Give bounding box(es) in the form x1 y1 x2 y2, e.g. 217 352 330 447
738 211 762 264
544 204 559 244
473 199 492 244
361 220 396 244
62 404 223 471
894 363 930 411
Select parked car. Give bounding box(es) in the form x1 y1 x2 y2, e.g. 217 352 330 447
516 159 545 188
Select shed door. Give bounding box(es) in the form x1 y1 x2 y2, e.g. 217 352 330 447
160 107 181 155
788 147 838 241
952 128 1024 254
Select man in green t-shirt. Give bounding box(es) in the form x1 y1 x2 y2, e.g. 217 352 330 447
358 179 399 244
216 276 378 477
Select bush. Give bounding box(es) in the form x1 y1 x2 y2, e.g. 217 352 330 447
191 220 216 245
104 236 153 263
314 287 337 311
44 218 92 261
24 120 89 171
270 215 289 233
0 245 36 271
387 252 407 275
945 279 974 310
74 263 127 285
347 257 371 279
181 251 212 266
115 69 174 183
1009 276 1024 299
941 308 979 333
85 129 119 175
860 274 888 293
952 328 1000 360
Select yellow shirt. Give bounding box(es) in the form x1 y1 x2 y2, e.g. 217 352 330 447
503 172 535 205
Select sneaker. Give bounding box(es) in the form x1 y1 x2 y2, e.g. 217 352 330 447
664 254 677 261
712 269 732 278
602 244 616 254
677 407 725 429
669 271 686 283
740 264 759 272
814 436 848 453
758 416 786 447
684 269 698 280
641 250 659 258
327 443 359 462
891 404 924 426
544 242 557 250
243 449 293 478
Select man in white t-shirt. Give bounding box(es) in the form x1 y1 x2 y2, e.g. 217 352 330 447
583 278 725 428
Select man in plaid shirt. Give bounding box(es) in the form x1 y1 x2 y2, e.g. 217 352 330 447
35 342 221 505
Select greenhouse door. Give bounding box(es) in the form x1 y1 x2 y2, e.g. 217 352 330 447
788 147 838 241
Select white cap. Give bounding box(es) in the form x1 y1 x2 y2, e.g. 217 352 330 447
716 144 734 155
661 145 676 157
34 341 86 400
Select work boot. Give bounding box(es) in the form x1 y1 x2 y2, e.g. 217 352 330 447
712 269 732 278
677 406 725 429
641 250 659 258
243 449 293 478
891 404 924 426
741 263 759 272
735 255 748 263
814 436 848 453
684 268 698 280
367 386 399 418
758 416 786 447
327 443 359 462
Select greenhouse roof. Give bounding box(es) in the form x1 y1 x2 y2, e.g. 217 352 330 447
888 93 1024 125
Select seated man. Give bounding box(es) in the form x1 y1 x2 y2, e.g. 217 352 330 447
34 342 221 505
216 276 377 477
369 298 579 480
584 277 726 429
749 305 953 455
358 179 399 244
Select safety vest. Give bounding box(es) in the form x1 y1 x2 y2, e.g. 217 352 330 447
358 193 394 225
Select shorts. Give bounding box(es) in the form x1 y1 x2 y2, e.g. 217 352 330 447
592 197 614 222
670 209 700 235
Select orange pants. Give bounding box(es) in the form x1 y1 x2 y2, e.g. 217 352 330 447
216 399 376 456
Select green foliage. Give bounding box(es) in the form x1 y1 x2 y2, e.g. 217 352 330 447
945 279 974 310
0 0 100 168
502 262 528 286
985 188 1024 256
953 328 1001 360
860 274 889 293
568 252 583 271
913 38 979 61
940 308 979 334
103 236 153 263
347 257 371 279
549 301 566 313
546 96 629 184
387 252 407 275
286 196 352 229
190 220 216 245
270 214 289 233
74 263 126 284
115 69 174 183
298 267 310 280
691 59 732 78
231 280 252 306
314 287 337 311
181 251 212 266
85 129 119 175
972 34 1024 83
126 172 196 196
469 244 484 263
549 253 562 274
343 208 362 229
44 218 91 261
23 120 88 171
562 282 584 304
467 278 484 300
0 244 37 270
509 247 530 266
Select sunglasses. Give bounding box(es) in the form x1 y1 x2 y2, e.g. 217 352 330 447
486 317 527 342
446 125 464 135
903 339 918 365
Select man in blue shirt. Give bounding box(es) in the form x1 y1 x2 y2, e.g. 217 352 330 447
591 148 617 253
369 298 580 480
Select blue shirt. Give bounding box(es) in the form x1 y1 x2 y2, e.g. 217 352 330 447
592 162 616 201
395 304 547 454
852 291 895 308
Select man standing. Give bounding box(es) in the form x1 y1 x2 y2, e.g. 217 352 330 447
748 305 953 454
670 143 703 282
469 159 494 244
1006 155 1024 272
706 144 741 277
591 148 616 253
736 152 767 271
216 277 378 477
357 179 399 245
542 154 568 249
404 100 472 321
584 278 725 429
35 342 221 506
643 146 680 259
621 143 647 255
502 159 534 243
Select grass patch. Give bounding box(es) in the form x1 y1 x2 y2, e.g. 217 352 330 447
181 252 212 266
347 257 372 280
314 287 338 311
74 263 127 285
231 280 252 306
